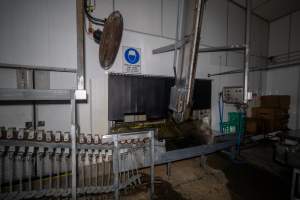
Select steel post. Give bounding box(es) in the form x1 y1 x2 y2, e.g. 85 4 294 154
71 94 77 200
113 134 119 200
0 155 2 193
76 0 86 90
185 0 205 107
244 0 251 104
150 130 155 199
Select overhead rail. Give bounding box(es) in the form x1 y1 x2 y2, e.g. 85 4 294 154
152 42 245 55
208 61 300 77
0 63 76 73
152 37 190 54
198 45 245 53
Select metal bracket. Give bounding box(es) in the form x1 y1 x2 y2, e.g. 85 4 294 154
75 90 87 100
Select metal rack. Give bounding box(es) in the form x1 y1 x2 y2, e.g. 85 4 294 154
0 127 155 200
0 88 82 199
0 84 154 200
152 0 252 104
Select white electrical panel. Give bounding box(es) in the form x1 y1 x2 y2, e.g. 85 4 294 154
223 86 244 104
16 70 50 89
16 69 33 89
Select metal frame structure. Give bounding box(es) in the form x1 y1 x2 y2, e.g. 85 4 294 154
0 127 235 200
109 130 155 200
0 128 156 200
0 1 241 199
0 88 79 199
152 0 252 157
152 0 251 105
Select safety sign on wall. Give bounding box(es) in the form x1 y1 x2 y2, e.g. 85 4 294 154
123 46 141 74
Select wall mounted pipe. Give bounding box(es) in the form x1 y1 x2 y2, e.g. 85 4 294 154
208 61 300 77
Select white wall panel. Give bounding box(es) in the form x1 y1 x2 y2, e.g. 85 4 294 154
11 0 49 66
0 69 32 129
94 0 113 18
0 105 33 129
266 68 299 129
201 0 227 46
0 69 17 88
291 11 300 52
266 12 300 130
226 2 244 68
47 0 77 69
269 16 289 56
115 0 162 36
162 0 178 39
251 16 269 57
228 2 245 46
0 0 13 63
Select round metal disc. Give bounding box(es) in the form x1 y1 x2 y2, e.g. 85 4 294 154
99 11 123 70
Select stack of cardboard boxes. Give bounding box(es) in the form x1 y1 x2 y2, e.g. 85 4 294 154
246 95 290 134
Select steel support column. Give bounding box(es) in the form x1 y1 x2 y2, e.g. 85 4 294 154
76 0 86 90
113 134 120 200
71 93 77 200
150 130 155 199
244 0 251 104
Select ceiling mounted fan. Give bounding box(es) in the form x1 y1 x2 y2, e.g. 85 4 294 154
84 0 124 70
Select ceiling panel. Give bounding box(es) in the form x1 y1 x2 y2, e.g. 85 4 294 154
231 0 300 22
254 0 300 21
231 0 267 9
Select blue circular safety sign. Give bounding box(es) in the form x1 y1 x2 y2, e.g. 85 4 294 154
124 48 140 65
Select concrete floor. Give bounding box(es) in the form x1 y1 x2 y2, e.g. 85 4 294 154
120 140 291 200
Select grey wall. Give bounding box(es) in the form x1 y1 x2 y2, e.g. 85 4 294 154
0 0 269 134
266 11 300 130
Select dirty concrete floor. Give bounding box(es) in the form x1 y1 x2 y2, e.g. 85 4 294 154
122 158 232 200
121 142 291 200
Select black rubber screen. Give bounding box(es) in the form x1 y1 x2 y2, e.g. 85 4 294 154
108 73 211 121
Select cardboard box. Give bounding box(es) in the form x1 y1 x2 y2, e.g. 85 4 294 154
246 118 260 134
251 107 285 120
260 95 290 109
261 96 280 108
279 95 290 109
264 118 287 132
246 117 287 134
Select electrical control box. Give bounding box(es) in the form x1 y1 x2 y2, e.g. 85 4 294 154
17 128 25 140
27 129 35 140
6 127 16 139
86 134 92 144
223 86 244 104
93 134 100 144
37 130 44 141
46 131 53 142
55 131 62 142
63 132 70 142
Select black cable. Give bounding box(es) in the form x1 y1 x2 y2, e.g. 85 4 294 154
84 0 105 26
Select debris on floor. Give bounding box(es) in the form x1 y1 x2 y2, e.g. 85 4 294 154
122 158 231 200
